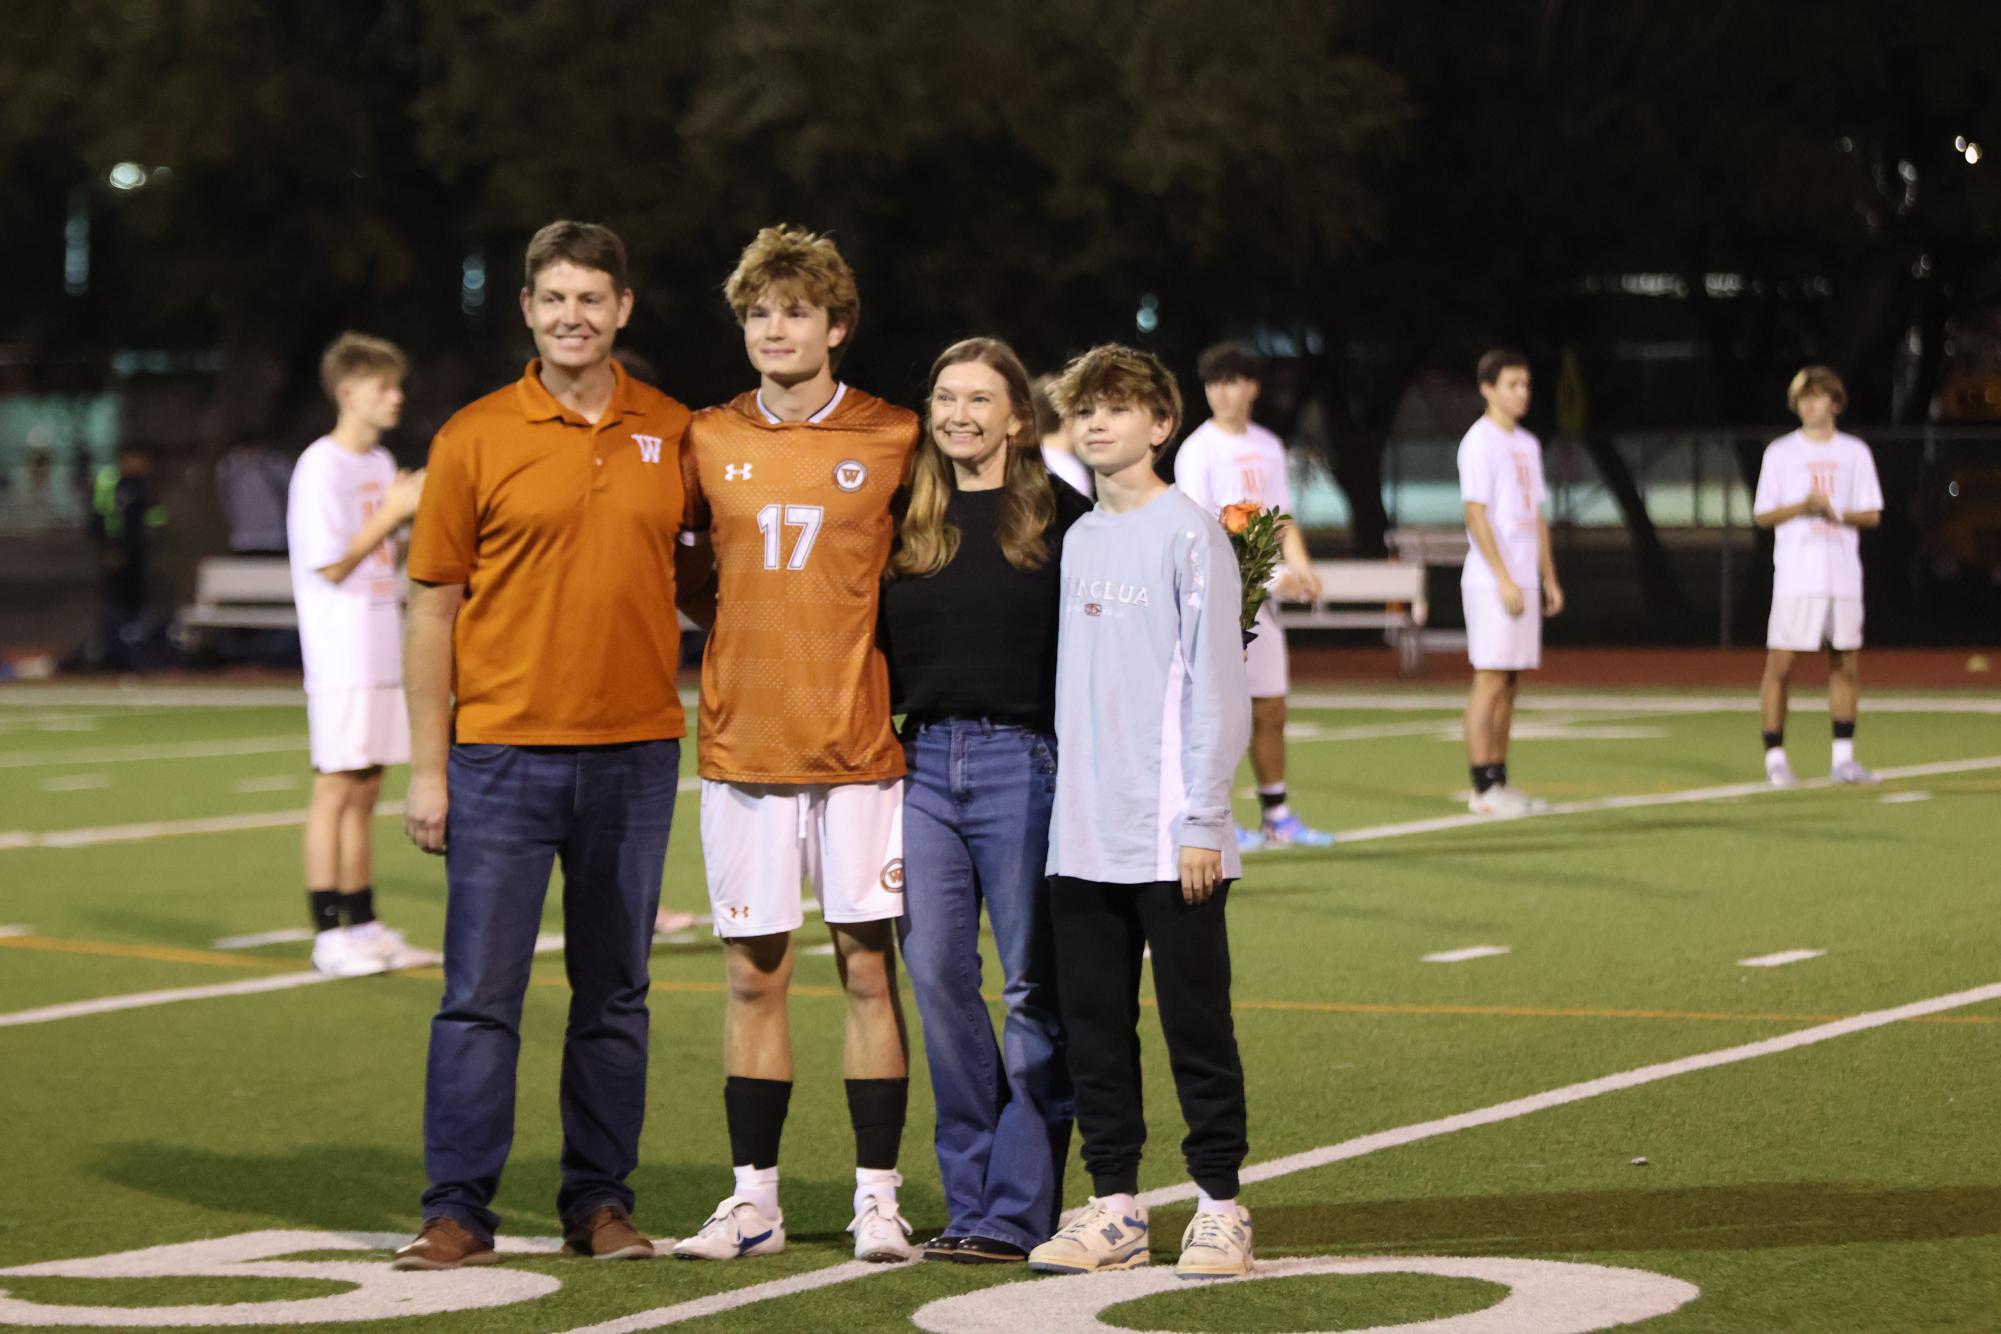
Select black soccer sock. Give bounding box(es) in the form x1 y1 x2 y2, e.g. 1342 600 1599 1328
724 1076 792 1170
341 887 376 928
1471 765 1495 794
1257 787 1288 812
308 889 342 933
1762 729 1784 752
1493 762 1509 788
1832 719 1856 739
845 1077 908 1171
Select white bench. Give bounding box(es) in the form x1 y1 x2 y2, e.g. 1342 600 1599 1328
179 556 300 633
1274 559 1429 675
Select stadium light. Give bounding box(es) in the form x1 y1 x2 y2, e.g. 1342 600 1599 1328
1967 143 1983 165
107 162 147 190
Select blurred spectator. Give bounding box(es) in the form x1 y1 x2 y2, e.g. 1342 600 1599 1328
85 449 170 669
216 439 293 555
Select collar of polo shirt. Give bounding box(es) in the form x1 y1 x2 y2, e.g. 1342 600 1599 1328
515 358 648 427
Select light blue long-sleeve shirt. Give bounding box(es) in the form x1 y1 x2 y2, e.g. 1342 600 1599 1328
1046 486 1252 884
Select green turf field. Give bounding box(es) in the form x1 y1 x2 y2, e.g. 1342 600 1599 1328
2 683 1998 1332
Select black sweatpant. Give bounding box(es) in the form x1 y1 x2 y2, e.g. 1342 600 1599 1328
1049 876 1248 1200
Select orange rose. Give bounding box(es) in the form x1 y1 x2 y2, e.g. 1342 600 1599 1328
1220 501 1258 535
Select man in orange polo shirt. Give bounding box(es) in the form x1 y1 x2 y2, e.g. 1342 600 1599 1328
391 221 691 1270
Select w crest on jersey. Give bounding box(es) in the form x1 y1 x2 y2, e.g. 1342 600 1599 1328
834 459 868 491
633 434 663 463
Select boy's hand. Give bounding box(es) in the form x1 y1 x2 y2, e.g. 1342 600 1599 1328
1804 492 1835 519
1541 576 1565 617
1277 564 1323 602
385 469 427 524
1179 846 1223 904
1497 576 1526 617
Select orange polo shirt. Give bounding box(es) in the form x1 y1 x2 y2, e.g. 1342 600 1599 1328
408 359 692 745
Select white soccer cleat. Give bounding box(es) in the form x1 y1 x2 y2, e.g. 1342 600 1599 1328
1766 758 1801 789
1469 785 1536 817
310 927 388 978
848 1195 917 1263
670 1195 786 1260
1175 1207 1254 1280
1830 760 1879 786
1027 1198 1150 1274
347 921 439 970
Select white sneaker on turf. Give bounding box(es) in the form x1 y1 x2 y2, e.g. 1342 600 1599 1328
848 1195 916 1263
310 927 387 978
1469 784 1536 817
1830 759 1878 785
1766 757 1801 789
347 921 439 970
670 1195 785 1260
1027 1198 1150 1274
1176 1207 1254 1279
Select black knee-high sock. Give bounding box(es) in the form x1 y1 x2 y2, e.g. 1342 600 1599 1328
724 1076 792 1170
307 890 341 933
341 887 376 927
845 1077 907 1171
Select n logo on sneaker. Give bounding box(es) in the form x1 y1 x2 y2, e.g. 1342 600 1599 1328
1098 1222 1124 1245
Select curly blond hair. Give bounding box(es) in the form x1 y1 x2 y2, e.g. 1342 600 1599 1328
723 225 860 354
1047 343 1183 444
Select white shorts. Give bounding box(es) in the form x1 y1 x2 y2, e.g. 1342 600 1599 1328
1768 596 1863 652
1463 583 1542 672
700 779 904 937
1246 599 1289 699
307 685 409 773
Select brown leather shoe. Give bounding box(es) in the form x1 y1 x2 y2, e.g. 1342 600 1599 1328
563 1203 655 1260
391 1217 502 1270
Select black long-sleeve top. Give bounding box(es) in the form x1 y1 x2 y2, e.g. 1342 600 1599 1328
882 476 1093 730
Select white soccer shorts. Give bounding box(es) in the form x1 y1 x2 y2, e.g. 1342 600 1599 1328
307 685 410 773
1246 599 1289 699
1767 596 1863 652
1463 583 1542 672
699 779 905 938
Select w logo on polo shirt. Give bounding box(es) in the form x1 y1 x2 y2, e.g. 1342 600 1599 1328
633 434 663 464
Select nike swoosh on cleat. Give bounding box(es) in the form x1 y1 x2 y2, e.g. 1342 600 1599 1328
736 1229 773 1253
1123 1218 1148 1230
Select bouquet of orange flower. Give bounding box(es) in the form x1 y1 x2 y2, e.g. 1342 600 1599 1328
1219 502 1290 643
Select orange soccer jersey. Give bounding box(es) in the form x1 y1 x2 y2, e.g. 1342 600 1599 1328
684 385 919 783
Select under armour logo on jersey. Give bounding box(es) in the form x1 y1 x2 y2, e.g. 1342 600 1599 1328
726 905 751 919
834 459 867 491
633 434 663 463
726 463 754 482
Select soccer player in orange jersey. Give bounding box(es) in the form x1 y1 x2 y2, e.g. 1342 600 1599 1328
671 226 921 1265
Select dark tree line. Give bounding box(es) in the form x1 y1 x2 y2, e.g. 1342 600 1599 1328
3 0 1998 611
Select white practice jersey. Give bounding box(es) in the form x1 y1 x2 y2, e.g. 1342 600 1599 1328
1753 430 1882 600
287 437 403 694
1174 419 1294 515
1457 416 1546 589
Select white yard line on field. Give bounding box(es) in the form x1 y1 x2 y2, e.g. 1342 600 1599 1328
0 737 305 769
1129 977 2001 1212
213 929 317 950
1424 946 1512 963
1289 691 2001 715
1738 949 1827 968
1331 755 2001 847
0 774 703 850
0 970 337 1028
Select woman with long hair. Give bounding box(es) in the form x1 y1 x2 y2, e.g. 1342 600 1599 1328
882 336 1091 1264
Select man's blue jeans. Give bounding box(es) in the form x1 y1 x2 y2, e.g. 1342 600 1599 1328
420 739 678 1239
897 720 1073 1248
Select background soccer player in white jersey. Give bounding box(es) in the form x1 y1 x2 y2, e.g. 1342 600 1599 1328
1172 344 1332 850
1457 348 1564 816
287 333 428 976
1753 366 1884 788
